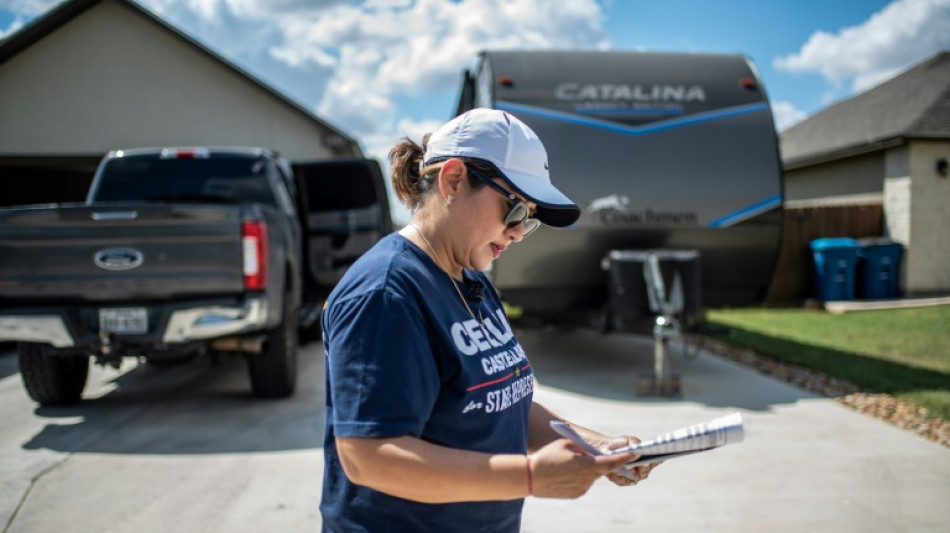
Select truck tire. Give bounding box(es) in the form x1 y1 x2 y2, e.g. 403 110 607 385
247 295 298 398
18 343 89 405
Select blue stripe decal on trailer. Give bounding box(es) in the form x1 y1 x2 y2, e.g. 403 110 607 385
496 100 769 136
707 195 783 228
575 108 686 117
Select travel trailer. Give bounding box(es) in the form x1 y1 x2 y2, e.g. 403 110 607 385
455 50 784 330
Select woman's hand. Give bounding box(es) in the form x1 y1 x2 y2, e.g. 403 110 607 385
529 439 635 498
599 435 662 487
526 403 661 490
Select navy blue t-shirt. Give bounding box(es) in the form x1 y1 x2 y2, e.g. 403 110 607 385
320 233 534 532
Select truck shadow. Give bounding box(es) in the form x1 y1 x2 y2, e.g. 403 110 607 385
21 347 325 456
517 327 819 411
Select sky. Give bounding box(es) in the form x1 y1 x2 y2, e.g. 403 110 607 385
1 0 949 168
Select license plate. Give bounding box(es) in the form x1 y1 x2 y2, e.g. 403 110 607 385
99 308 148 334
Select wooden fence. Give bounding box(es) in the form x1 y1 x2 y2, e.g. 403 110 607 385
765 203 884 305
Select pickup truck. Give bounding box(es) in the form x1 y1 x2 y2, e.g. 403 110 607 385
0 147 391 405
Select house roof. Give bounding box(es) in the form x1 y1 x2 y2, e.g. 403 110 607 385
0 0 362 157
780 51 950 169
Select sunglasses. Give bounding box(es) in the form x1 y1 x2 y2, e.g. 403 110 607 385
466 165 541 237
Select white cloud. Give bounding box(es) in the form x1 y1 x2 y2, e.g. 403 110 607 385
774 0 950 92
183 0 221 21
206 0 609 147
0 16 22 37
339 0 602 140
394 117 443 143
362 116 443 168
820 88 846 107
10 0 606 159
224 0 343 18
0 0 59 38
0 0 62 15
362 116 443 226
771 101 808 131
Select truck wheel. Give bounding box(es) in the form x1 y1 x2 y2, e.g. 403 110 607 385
248 295 298 398
18 343 89 405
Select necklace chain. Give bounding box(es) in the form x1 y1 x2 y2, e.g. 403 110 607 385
409 223 482 324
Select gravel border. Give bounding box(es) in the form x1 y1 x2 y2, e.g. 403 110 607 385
689 335 950 449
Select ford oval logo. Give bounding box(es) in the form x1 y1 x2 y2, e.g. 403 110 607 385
94 248 144 271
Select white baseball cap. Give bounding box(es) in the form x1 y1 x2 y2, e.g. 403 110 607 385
423 108 580 228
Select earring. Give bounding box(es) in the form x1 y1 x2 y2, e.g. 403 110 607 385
443 195 453 207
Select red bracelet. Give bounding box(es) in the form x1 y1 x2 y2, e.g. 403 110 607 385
525 455 533 496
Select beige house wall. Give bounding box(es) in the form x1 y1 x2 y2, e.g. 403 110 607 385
883 146 911 244
0 0 352 160
783 151 884 202
785 140 950 296
906 140 950 294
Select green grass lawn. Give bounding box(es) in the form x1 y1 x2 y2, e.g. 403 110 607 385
705 305 950 420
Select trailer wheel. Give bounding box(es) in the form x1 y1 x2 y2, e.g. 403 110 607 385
18 343 89 405
247 295 298 398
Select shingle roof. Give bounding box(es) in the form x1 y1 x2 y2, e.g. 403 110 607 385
0 0 362 157
780 51 950 169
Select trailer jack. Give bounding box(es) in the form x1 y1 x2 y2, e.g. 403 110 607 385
637 314 683 396
636 253 687 397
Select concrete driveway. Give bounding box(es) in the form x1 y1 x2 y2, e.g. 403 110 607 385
1 328 947 532
518 328 949 533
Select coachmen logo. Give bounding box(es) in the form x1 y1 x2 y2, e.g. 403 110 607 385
94 248 144 271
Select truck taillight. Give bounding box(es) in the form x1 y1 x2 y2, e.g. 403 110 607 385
242 221 267 290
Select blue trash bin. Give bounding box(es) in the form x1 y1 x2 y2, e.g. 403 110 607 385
857 238 903 299
810 238 860 301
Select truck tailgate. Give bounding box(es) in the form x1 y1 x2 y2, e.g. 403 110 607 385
0 203 246 302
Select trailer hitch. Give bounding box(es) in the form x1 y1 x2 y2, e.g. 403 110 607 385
96 332 123 368
637 254 684 397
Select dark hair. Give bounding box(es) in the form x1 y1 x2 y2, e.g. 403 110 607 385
388 134 492 210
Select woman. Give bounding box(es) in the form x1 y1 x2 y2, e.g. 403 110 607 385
321 108 658 532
